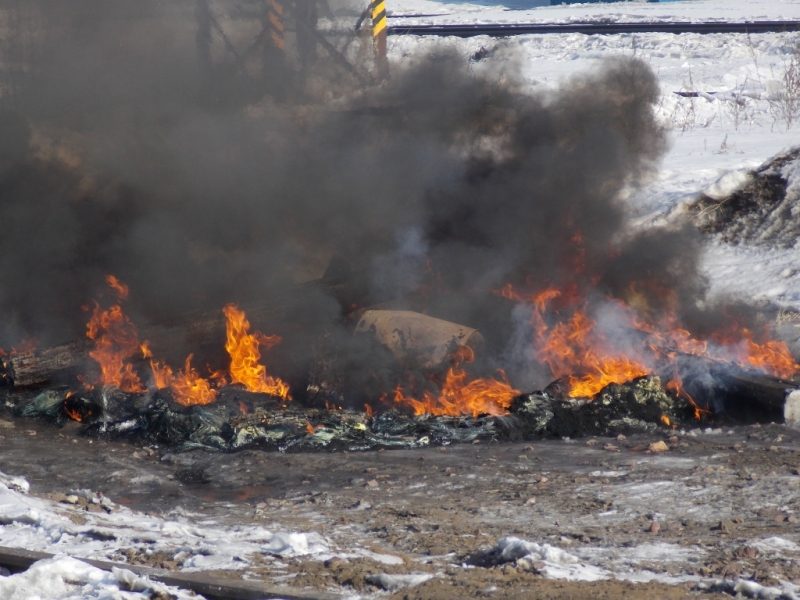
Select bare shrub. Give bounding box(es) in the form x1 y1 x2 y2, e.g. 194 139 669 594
768 38 800 130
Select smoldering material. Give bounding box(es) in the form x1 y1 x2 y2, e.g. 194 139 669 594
0 1 724 399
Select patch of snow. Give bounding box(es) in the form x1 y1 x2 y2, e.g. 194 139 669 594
495 536 609 582
589 471 628 478
0 471 30 494
351 548 406 565
366 572 435 591
261 532 329 557
702 169 753 200
0 481 328 573
751 536 800 555
0 556 199 600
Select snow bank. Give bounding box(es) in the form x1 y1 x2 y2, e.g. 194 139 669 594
0 556 199 600
493 536 609 581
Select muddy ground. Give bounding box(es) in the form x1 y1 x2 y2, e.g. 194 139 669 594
1 415 800 599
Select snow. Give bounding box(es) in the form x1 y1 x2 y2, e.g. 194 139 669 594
388 0 800 24
366 572 436 591
384 0 800 312
0 557 198 600
0 472 328 574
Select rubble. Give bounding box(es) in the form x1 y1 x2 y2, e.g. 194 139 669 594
0 375 695 452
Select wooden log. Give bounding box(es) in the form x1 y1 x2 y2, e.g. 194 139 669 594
7 291 311 388
0 545 343 600
10 340 92 387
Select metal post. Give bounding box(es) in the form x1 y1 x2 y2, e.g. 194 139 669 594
370 0 388 78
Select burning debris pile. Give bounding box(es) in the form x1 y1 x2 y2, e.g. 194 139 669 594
0 1 798 450
1 268 798 451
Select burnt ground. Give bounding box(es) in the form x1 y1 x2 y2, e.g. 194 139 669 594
2 415 800 599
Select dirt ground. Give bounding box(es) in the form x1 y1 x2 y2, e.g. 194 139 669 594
2 415 800 599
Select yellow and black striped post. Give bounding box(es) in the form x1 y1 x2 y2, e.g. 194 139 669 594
266 0 285 52
370 0 388 78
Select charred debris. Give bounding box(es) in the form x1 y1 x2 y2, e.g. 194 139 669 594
0 3 798 452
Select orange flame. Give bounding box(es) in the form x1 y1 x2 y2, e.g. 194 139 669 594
223 304 291 399
392 346 520 417
10 337 37 356
149 355 218 406
531 290 649 398
496 278 799 405
85 277 144 393
741 329 799 380
105 275 129 299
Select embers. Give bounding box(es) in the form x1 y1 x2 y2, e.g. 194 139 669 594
0 355 14 389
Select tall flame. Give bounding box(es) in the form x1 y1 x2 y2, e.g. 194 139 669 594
392 346 520 417
85 276 144 393
222 304 291 399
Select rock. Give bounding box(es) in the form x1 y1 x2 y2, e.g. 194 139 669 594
585 439 598 446
604 444 620 452
365 479 379 488
649 441 669 453
51 492 68 503
324 557 347 568
648 521 660 534
65 495 80 504
717 520 736 534
525 497 536 505
785 389 800 429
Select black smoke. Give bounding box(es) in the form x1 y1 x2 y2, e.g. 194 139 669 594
0 0 741 400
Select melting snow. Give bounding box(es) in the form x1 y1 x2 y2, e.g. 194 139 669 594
0 472 329 574
0 556 199 600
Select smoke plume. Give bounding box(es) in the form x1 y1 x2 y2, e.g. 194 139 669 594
0 0 740 400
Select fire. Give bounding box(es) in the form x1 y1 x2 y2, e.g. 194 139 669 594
149 356 218 406
85 276 144 393
741 329 799 380
105 275 129 299
10 337 37 356
168 355 218 406
497 279 800 403
392 346 520 418
223 304 291 399
530 289 649 398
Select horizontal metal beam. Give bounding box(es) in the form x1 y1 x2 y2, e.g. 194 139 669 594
388 20 800 37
